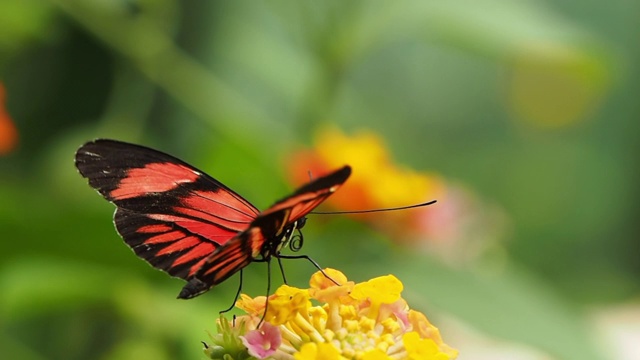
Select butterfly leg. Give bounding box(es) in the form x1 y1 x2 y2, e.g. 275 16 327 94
257 257 272 328
276 254 340 286
276 256 288 284
219 269 244 314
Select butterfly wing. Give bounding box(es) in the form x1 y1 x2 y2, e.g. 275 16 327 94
75 139 260 280
262 165 352 222
178 166 352 298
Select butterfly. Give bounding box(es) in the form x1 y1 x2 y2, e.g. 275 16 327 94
75 139 350 299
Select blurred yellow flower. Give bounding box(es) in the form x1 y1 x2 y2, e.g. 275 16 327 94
217 268 458 360
288 126 445 215
508 43 610 129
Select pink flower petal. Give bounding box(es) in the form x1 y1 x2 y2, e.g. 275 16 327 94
240 322 282 359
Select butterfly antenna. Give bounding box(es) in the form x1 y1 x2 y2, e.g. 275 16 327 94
277 257 288 284
310 200 437 215
219 269 244 314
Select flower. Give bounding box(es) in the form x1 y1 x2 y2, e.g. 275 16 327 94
203 315 254 360
207 269 458 360
287 126 445 217
507 43 609 129
295 342 345 360
286 126 507 264
286 126 447 240
241 322 282 359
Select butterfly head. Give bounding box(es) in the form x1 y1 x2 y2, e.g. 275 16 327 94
273 220 301 255
296 216 307 230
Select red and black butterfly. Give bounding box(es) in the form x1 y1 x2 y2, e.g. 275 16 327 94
75 139 350 299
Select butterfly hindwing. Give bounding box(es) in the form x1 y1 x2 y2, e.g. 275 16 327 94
178 168 352 298
114 209 218 279
179 209 291 299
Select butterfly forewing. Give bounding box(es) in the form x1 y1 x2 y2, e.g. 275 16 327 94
75 140 258 219
75 140 260 279
262 166 351 223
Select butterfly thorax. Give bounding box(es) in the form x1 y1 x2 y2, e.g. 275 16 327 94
259 220 301 260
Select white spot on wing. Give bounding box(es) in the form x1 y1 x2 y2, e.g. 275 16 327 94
83 151 102 158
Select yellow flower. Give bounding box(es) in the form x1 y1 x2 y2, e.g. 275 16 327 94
236 294 268 316
351 275 403 304
295 342 346 360
289 126 444 209
351 275 403 320
309 268 354 304
402 332 454 360
214 269 457 360
362 349 393 360
264 285 311 326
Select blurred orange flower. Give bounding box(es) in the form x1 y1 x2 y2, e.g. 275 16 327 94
286 126 507 262
287 126 445 235
0 83 18 155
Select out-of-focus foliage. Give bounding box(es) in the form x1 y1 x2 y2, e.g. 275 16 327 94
0 1 637 359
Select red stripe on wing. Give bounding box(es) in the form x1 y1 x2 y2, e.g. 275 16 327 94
115 209 220 280
138 224 173 233
155 236 202 256
173 245 212 269
146 214 246 244
181 190 258 220
178 228 260 298
110 163 200 200
145 230 185 244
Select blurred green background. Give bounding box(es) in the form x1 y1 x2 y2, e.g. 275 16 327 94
0 1 638 359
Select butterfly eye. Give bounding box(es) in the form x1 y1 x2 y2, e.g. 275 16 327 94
296 217 307 230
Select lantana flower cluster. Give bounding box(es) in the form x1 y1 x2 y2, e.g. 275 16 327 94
204 269 457 360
